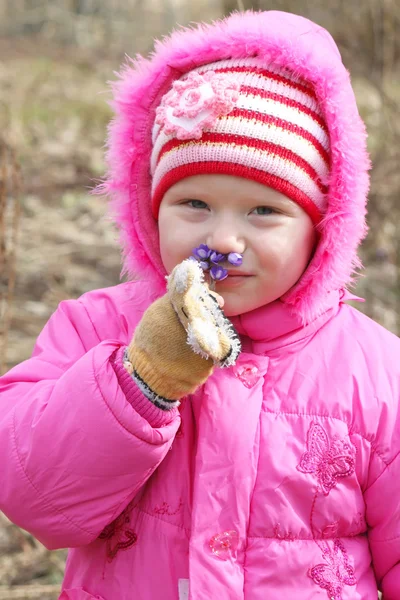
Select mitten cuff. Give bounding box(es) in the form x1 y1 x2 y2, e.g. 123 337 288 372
110 346 179 428
127 344 192 402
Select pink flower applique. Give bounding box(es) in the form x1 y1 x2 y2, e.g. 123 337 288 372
309 539 357 599
209 530 239 560
155 70 240 140
297 422 356 495
235 364 260 389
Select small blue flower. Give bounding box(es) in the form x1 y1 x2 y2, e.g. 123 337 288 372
199 260 210 271
227 252 243 266
210 265 228 281
210 251 226 263
191 245 243 283
193 244 212 260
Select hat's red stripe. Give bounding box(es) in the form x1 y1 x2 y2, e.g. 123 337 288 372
152 162 322 225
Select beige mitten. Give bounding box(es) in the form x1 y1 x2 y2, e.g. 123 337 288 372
125 259 241 407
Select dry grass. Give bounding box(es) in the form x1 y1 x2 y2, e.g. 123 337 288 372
0 141 22 375
0 514 66 598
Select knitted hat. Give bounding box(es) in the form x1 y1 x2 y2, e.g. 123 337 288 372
151 57 330 224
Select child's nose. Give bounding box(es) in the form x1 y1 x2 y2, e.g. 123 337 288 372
206 230 245 257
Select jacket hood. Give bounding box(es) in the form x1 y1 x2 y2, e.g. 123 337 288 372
99 10 370 323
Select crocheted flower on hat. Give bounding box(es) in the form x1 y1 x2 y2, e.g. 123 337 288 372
155 71 240 140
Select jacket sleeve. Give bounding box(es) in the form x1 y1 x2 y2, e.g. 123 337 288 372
365 449 400 599
0 297 180 550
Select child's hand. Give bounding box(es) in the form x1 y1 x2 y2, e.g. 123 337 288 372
126 260 241 401
167 259 240 367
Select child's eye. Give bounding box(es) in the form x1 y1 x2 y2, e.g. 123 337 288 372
252 206 276 215
185 199 209 209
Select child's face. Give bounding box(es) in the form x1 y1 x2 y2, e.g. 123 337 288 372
158 174 316 316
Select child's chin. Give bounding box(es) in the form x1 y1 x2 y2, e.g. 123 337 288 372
222 298 246 317
222 294 273 317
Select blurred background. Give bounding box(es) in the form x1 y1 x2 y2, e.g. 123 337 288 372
0 0 399 596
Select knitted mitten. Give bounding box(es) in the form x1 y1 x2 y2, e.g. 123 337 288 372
125 259 241 408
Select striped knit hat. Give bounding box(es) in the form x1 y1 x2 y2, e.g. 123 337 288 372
151 57 330 224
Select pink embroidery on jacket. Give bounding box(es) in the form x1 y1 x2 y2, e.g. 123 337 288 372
99 498 138 561
273 523 297 541
322 521 339 538
319 514 366 540
349 511 366 536
153 499 183 516
297 422 356 495
155 71 240 140
309 539 357 599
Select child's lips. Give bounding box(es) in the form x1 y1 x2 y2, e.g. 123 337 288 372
218 273 254 287
226 271 253 277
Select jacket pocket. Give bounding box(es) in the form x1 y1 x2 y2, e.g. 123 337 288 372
59 589 105 600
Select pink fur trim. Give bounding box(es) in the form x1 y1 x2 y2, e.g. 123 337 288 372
96 10 370 322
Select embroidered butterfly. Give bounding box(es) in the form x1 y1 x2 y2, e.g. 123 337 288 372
309 539 357 599
98 498 138 562
297 422 355 495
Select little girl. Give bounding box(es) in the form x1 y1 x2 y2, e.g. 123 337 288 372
1 10 399 600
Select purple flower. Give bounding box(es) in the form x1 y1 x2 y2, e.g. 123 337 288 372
227 252 243 266
199 260 210 271
191 244 243 283
193 244 212 260
210 251 226 263
210 265 228 281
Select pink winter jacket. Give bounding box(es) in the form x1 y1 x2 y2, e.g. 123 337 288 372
2 9 400 600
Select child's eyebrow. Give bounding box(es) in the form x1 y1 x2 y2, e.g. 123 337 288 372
263 196 297 208
171 186 205 198
245 195 297 209
172 184 297 209
177 187 211 198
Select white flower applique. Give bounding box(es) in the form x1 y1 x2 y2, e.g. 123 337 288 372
155 70 240 140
